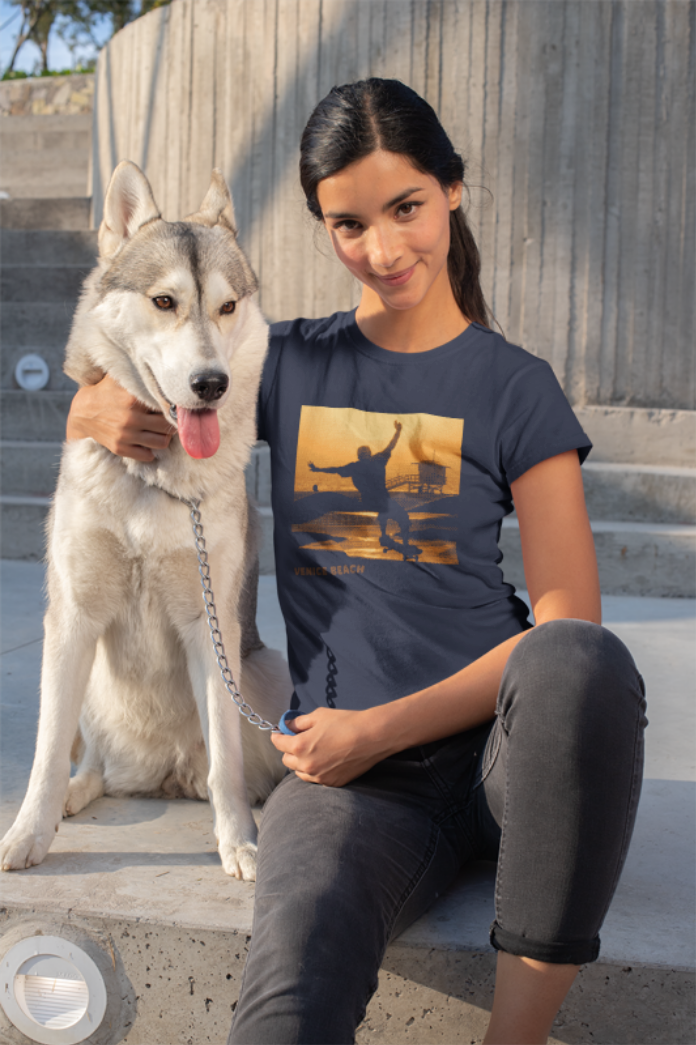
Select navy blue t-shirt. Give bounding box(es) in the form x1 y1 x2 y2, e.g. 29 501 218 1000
258 311 592 715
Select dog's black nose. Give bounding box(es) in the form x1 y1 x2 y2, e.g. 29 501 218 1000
190 371 229 402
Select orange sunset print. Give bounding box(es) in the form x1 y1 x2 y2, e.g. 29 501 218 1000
292 406 464 564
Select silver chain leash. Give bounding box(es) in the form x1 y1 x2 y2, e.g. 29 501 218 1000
182 497 279 732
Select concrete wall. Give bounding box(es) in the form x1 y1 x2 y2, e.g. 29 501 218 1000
90 0 695 409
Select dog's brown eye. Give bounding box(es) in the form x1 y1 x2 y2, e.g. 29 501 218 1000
153 296 174 310
220 301 236 315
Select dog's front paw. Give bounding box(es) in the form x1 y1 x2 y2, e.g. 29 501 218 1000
0 822 56 871
218 840 257 881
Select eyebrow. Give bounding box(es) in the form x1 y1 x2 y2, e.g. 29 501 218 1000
323 186 425 220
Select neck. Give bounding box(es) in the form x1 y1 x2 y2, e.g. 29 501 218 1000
355 282 469 354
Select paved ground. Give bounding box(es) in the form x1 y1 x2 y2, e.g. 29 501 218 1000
0 561 694 1043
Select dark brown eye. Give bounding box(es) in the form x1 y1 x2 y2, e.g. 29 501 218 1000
220 300 236 315
153 296 174 310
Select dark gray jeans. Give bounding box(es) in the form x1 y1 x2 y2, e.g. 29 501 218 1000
229 620 647 1044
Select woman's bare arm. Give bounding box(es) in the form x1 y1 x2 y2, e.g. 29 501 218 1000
272 449 600 786
66 374 176 461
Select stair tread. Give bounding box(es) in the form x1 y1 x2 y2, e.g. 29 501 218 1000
583 462 696 477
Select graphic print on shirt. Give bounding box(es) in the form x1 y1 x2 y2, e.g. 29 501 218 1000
292 406 464 564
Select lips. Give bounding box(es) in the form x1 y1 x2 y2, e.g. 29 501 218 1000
373 264 416 287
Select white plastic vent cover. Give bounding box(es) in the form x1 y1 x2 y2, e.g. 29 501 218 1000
1 935 107 1044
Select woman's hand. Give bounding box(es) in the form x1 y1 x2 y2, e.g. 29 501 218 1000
271 707 390 787
66 374 176 461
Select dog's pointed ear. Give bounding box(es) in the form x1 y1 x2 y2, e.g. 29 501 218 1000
186 169 237 233
99 160 161 260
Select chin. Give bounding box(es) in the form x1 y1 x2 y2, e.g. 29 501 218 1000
377 287 429 312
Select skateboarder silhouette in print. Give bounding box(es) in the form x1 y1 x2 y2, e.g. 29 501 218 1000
307 420 422 559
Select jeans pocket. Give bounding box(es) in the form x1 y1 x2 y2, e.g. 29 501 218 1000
424 723 494 806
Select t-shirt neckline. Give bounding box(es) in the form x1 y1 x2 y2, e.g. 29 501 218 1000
343 309 481 365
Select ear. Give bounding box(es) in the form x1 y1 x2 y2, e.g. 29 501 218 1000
186 169 237 233
448 181 464 210
99 160 161 260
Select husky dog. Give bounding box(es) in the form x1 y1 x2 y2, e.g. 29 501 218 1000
0 161 289 881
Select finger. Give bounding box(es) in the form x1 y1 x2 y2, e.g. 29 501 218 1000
121 444 156 463
127 427 174 449
294 771 322 784
270 731 301 752
141 413 177 435
286 714 313 733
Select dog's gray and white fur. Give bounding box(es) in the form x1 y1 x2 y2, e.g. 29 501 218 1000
0 161 289 881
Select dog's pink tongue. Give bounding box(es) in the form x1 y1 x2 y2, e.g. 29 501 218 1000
177 408 220 459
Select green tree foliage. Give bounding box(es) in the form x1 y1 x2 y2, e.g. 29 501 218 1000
3 0 172 77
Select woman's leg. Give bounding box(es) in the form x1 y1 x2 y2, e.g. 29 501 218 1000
476 618 648 1043
230 727 486 1045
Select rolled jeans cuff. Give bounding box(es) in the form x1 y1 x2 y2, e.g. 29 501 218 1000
489 921 601 966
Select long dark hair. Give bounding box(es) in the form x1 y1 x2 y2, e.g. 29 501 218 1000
299 78 491 328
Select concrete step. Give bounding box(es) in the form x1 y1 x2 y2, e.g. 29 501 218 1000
500 518 696 598
0 495 51 560
0 390 74 442
0 197 91 230
0 441 62 497
582 462 696 524
575 405 696 467
0 307 77 392
0 112 92 145
0 155 90 199
1 264 89 303
0 228 98 267
0 436 271 499
0 114 91 199
0 495 275 569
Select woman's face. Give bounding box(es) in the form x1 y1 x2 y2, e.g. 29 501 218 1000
316 149 462 314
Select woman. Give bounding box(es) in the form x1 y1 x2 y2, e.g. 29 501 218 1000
66 79 647 1045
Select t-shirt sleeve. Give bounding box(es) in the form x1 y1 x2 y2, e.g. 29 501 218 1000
500 360 592 484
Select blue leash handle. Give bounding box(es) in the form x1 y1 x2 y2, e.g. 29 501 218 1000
276 710 301 735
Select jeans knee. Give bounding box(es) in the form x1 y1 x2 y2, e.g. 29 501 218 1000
500 618 646 730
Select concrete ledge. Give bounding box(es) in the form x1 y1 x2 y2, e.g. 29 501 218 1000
575 407 696 467
1 264 90 302
0 441 63 497
0 905 693 1045
0 497 50 560
0 111 92 199
0 228 98 267
0 197 91 230
0 390 74 442
0 496 272 568
500 519 696 598
582 462 696 524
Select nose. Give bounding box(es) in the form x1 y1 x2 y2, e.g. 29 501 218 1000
190 370 229 402
366 223 401 271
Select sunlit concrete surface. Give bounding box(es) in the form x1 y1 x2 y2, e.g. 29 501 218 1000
1 561 694 1043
